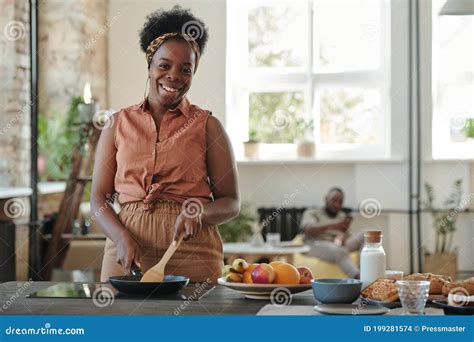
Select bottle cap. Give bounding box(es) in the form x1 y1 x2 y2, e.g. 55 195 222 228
364 230 382 243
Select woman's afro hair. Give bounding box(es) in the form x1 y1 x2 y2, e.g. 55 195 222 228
139 6 209 54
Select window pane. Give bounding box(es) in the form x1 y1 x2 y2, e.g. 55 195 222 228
438 16 474 74
432 0 474 158
319 88 380 144
249 92 306 143
248 4 307 68
441 84 474 142
314 0 382 71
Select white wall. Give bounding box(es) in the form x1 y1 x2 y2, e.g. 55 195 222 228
107 0 473 274
107 0 226 121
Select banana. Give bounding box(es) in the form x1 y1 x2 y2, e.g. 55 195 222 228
222 265 234 276
225 272 243 283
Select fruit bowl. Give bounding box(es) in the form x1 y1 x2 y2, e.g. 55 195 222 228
217 277 311 300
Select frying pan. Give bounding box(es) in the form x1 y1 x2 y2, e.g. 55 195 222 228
108 263 189 296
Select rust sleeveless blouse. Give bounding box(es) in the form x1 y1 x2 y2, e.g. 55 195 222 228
114 97 213 209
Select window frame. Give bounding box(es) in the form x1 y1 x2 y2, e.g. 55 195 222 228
431 0 474 160
226 0 392 160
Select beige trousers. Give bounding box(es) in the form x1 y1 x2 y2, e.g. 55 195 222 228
100 201 224 283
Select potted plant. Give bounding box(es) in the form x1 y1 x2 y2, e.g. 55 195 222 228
38 97 83 181
243 129 260 159
294 118 315 158
423 179 462 279
218 202 256 243
462 118 474 142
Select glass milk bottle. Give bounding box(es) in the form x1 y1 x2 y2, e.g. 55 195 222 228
360 230 386 289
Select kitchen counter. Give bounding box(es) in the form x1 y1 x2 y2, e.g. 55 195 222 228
0 186 32 199
0 281 316 315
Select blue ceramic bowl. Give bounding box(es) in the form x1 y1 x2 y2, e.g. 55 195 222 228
311 278 362 304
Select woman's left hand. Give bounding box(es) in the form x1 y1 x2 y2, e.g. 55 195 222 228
173 209 203 242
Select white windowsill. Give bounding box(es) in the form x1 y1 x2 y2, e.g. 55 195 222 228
0 187 32 200
425 158 474 163
38 181 66 195
237 157 405 165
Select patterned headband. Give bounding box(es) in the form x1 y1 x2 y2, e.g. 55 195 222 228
145 32 201 70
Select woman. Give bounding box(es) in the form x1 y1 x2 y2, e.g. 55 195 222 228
91 7 239 283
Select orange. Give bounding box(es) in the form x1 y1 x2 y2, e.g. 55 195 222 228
269 261 284 269
243 263 259 283
273 263 300 285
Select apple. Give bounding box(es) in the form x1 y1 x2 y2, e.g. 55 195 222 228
243 263 259 284
251 264 275 284
297 266 313 284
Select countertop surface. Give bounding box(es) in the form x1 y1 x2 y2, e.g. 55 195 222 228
0 187 32 199
0 281 317 316
0 281 447 316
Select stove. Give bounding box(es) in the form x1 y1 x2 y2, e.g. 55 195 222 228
27 282 215 301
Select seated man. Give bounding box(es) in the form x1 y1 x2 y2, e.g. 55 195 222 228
301 187 363 278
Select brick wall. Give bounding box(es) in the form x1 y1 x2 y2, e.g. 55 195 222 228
38 0 108 116
0 0 31 187
1 0 108 184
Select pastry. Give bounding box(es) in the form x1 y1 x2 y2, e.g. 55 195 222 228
361 278 399 302
404 273 452 294
429 274 452 294
442 277 474 296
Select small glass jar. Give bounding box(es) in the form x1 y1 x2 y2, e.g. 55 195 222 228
360 230 386 289
266 232 281 246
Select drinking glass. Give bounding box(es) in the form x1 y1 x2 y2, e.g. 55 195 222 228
396 280 430 315
266 233 281 246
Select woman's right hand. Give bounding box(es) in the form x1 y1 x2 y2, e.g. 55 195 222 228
115 234 141 274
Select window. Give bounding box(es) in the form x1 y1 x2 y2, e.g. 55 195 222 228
227 0 391 159
432 0 474 159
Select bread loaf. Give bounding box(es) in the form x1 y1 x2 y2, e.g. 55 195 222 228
361 278 399 302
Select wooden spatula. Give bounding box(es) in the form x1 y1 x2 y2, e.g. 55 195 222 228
140 234 184 282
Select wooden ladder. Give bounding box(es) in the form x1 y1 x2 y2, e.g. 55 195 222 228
41 123 101 280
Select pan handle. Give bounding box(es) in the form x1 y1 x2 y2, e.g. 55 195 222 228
130 262 143 277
